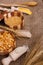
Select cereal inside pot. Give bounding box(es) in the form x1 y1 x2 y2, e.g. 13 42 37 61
0 30 16 55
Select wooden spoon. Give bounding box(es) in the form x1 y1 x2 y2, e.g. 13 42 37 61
0 25 32 38
0 2 38 7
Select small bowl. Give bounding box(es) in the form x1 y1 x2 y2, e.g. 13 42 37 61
4 10 24 30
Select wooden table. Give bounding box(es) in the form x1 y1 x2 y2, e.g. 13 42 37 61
0 0 43 65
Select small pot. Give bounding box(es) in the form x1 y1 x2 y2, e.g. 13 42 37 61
0 28 16 55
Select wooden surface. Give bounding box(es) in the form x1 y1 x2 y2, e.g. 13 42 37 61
0 0 43 65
